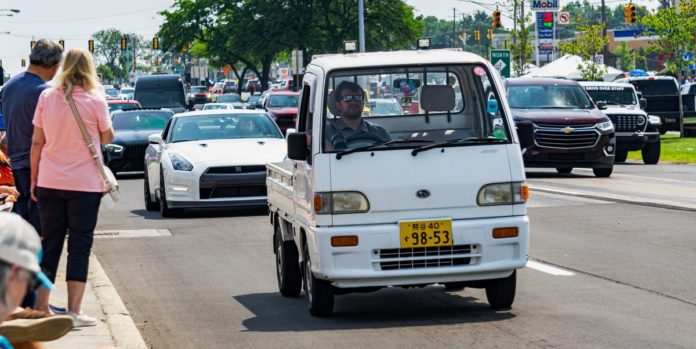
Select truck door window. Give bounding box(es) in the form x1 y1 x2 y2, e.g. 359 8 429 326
322 65 511 153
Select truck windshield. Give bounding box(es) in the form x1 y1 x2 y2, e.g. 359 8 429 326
322 64 510 153
584 86 637 106
631 80 679 96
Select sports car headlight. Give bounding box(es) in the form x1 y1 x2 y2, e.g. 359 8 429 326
313 192 369 214
596 121 614 132
105 144 123 153
169 153 193 171
477 182 529 206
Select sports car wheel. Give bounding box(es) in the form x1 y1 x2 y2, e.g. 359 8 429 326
159 170 181 217
144 172 158 211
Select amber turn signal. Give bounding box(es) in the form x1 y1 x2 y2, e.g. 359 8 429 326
331 235 359 247
492 227 518 239
521 183 529 201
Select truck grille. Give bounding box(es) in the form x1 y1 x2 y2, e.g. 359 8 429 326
534 123 599 149
124 145 147 160
607 114 646 132
375 244 478 271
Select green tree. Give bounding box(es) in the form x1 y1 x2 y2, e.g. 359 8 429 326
612 41 633 71
93 29 125 81
96 64 114 84
422 16 456 48
507 1 533 76
559 18 609 81
641 4 696 75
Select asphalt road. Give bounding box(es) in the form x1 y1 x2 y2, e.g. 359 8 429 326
93 163 696 349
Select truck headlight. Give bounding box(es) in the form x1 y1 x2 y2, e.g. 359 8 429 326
105 144 123 153
636 115 646 126
648 115 662 126
477 182 529 206
169 153 193 171
596 121 614 132
313 192 369 214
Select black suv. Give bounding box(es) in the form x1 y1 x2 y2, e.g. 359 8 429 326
615 76 683 134
506 78 616 177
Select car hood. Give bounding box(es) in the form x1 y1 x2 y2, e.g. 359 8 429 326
167 138 286 164
510 108 607 123
267 107 298 114
113 129 162 145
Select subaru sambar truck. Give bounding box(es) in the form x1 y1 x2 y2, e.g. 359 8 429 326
266 46 534 316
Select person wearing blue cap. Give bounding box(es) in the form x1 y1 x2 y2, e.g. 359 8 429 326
0 213 73 348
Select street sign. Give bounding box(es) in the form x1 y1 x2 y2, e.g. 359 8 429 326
490 49 511 78
536 12 554 39
558 11 570 25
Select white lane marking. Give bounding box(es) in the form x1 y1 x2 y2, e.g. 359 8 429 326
571 168 696 185
526 260 575 276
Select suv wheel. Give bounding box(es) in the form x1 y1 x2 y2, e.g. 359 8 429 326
641 140 660 165
593 167 613 178
614 150 628 163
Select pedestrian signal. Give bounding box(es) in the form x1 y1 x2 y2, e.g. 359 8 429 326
88 40 94 53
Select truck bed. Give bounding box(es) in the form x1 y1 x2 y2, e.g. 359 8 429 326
266 161 294 216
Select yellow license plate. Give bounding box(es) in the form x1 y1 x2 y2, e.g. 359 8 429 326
400 219 453 248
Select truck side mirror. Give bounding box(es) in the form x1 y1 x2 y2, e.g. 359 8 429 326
516 120 535 149
596 101 608 110
639 98 647 110
287 132 309 161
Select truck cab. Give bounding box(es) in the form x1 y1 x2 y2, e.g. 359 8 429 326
580 81 662 164
267 48 533 316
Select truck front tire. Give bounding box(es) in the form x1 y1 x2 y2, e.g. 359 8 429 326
593 166 613 178
485 270 516 310
275 224 302 297
614 150 628 163
302 241 334 316
641 140 660 164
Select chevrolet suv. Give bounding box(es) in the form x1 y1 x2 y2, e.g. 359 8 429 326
506 78 616 177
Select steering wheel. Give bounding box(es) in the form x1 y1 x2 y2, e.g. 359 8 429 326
344 133 386 147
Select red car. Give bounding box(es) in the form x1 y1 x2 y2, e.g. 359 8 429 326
107 100 141 113
263 91 299 134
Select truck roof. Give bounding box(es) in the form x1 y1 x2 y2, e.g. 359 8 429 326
579 81 635 89
308 49 487 71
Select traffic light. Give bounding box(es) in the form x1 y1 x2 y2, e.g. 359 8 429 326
460 32 466 42
152 37 159 50
487 28 493 40
21 59 26 68
59 40 64 49
492 9 501 28
88 39 94 53
30 40 36 50
0 66 4 86
475 30 481 41
121 37 127 50
624 3 636 23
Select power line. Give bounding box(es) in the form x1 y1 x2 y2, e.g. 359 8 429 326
6 6 165 24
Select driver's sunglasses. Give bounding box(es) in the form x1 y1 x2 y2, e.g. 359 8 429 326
340 94 363 102
18 268 40 292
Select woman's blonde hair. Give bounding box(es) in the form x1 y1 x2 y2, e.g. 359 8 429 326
54 48 100 95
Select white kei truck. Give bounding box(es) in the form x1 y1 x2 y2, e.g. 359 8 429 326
266 46 535 316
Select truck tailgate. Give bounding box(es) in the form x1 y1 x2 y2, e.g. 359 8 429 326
266 161 294 215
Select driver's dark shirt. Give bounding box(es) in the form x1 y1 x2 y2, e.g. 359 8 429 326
324 118 391 148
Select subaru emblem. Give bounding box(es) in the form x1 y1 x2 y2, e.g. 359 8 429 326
416 189 431 199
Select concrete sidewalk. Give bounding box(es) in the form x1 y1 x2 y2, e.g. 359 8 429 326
47 252 146 349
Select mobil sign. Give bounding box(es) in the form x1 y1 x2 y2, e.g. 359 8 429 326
531 0 560 11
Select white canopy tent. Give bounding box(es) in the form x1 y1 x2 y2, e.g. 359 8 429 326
522 54 623 81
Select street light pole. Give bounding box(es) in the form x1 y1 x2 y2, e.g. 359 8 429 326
358 0 365 53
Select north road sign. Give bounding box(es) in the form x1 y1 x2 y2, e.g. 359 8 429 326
531 0 560 11
490 49 511 78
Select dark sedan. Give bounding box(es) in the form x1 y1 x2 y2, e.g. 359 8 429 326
106 109 174 173
506 78 616 177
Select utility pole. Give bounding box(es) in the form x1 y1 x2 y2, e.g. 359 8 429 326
601 0 608 64
453 8 457 48
358 0 365 52
513 0 518 47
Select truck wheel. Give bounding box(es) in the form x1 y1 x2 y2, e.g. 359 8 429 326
302 241 334 316
641 140 660 165
555 167 573 174
614 150 628 163
275 224 301 297
593 167 613 178
659 128 667 135
143 172 158 211
485 270 516 310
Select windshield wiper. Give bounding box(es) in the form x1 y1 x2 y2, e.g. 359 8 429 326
335 139 433 160
411 137 506 156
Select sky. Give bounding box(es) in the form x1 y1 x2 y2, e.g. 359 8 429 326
0 0 660 77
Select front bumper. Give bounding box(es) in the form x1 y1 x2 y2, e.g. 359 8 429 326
615 131 660 151
164 166 267 209
523 133 615 169
306 216 529 288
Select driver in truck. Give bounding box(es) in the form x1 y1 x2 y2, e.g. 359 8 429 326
325 81 391 150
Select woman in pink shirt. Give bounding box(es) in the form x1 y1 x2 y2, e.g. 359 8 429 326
29 48 114 327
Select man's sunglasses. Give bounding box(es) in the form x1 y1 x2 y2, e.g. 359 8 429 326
340 94 363 102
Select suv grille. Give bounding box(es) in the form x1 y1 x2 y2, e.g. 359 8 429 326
375 244 479 271
534 123 599 149
607 114 646 132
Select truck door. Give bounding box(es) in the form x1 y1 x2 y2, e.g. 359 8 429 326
293 73 317 221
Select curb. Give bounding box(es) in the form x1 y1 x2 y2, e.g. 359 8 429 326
88 253 148 349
